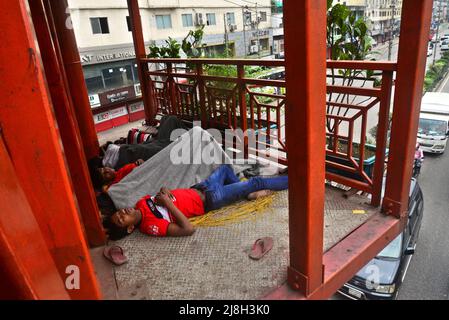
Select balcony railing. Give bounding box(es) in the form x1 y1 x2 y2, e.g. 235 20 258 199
140 58 396 206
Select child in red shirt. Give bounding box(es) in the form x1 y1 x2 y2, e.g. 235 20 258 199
105 165 289 239
93 159 144 191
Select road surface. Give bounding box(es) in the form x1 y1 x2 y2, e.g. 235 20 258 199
397 66 449 300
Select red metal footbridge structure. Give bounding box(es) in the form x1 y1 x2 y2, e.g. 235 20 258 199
0 0 432 299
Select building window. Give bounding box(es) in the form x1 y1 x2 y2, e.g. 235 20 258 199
206 13 216 26
156 15 172 29
226 12 236 25
260 38 269 51
244 11 252 25
182 14 193 27
126 16 132 32
90 17 110 34
83 60 138 95
259 11 267 22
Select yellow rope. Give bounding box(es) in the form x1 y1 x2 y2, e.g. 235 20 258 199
190 194 276 227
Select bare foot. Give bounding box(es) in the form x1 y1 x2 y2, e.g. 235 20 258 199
247 190 274 201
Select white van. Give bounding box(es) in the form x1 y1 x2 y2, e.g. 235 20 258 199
417 93 449 154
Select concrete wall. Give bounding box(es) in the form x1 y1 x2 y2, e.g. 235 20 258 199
69 0 271 50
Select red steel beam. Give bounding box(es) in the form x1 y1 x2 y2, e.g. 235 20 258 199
128 0 157 125
264 213 403 300
0 136 69 300
383 0 433 218
0 0 101 299
283 0 327 296
29 0 106 247
48 0 100 160
371 71 394 207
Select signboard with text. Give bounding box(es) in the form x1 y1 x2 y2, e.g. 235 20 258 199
89 94 101 107
99 86 136 105
129 101 144 114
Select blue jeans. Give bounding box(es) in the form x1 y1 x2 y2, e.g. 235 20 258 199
195 165 288 212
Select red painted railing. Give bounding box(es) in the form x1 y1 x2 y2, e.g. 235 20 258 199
140 58 396 205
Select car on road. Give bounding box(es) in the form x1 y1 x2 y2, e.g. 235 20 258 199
338 179 424 300
428 43 434 56
441 40 449 51
417 93 449 154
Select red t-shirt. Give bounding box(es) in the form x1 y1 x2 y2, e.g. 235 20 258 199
111 163 137 185
137 189 205 237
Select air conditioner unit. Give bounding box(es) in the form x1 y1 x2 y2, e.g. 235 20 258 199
195 13 204 26
229 24 238 32
250 45 259 54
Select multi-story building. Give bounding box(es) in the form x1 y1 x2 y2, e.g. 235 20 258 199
333 0 367 20
68 0 273 131
271 0 284 58
365 0 403 43
432 0 449 28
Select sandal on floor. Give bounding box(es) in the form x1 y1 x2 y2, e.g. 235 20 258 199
249 237 274 260
103 245 128 266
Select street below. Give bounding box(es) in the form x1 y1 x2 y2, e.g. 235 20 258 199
397 66 449 300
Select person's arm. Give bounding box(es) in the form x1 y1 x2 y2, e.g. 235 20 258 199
155 190 195 237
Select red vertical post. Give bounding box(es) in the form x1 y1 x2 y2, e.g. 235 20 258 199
383 0 433 218
48 0 99 160
0 136 70 300
371 70 394 207
166 63 178 115
128 0 157 125
196 63 208 127
237 64 249 157
284 0 327 296
0 0 101 299
29 0 106 246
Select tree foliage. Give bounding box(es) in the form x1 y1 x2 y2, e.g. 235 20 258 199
326 1 379 137
148 26 205 59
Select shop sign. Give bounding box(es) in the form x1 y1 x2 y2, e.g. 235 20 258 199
110 106 128 119
134 83 142 97
94 106 128 124
81 49 136 65
94 111 110 124
251 30 270 38
99 86 136 105
89 94 101 107
129 101 144 114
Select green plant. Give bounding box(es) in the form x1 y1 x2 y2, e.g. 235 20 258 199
182 25 205 59
148 37 181 58
423 51 449 92
326 0 378 139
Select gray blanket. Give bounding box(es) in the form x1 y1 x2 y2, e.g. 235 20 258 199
108 127 234 209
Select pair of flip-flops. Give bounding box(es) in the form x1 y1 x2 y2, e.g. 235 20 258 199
104 239 273 264
249 237 274 260
103 245 128 265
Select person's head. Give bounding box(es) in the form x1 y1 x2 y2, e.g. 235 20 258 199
103 208 141 240
90 166 117 190
416 142 420 150
98 167 116 184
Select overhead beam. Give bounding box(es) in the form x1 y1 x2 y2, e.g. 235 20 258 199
128 0 157 124
29 0 106 247
0 0 101 299
0 136 69 300
48 0 100 160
